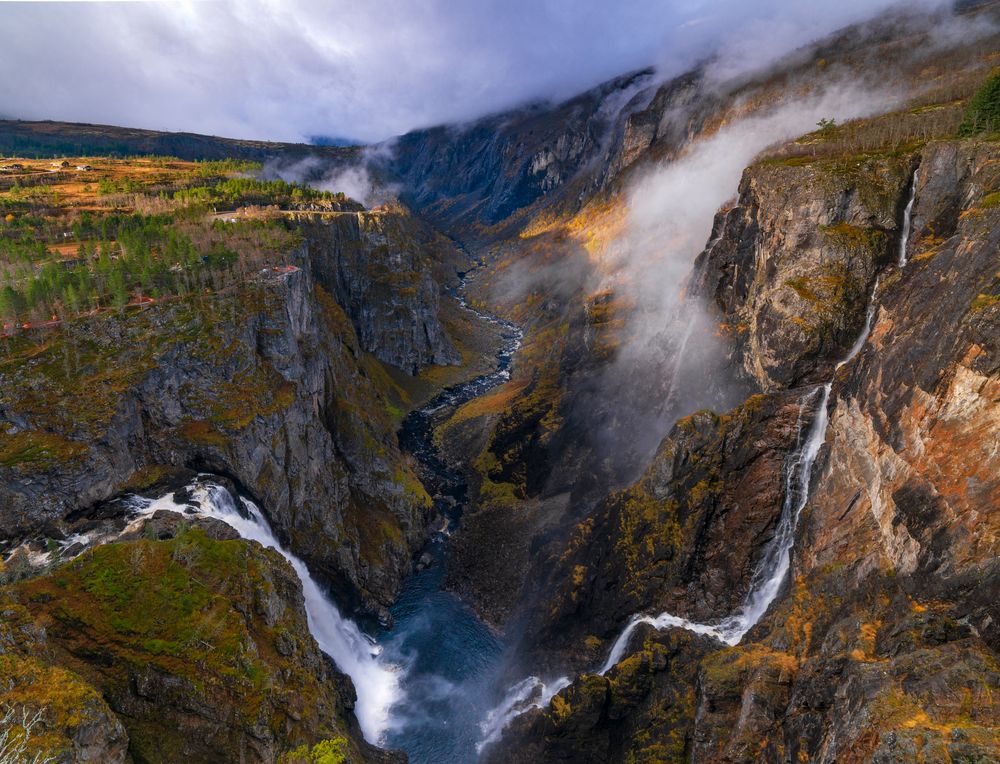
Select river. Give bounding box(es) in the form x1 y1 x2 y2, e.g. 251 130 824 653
378 282 523 762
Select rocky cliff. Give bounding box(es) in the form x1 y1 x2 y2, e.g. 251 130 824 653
0 236 434 618
298 207 461 373
485 132 1000 763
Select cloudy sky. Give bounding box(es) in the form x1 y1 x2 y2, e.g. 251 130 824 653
1 0 937 144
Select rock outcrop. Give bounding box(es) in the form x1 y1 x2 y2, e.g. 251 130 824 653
298 206 461 373
692 154 914 390
2 526 395 763
530 390 809 662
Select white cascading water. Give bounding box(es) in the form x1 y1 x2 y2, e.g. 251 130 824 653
598 379 830 660
480 171 922 748
477 675 571 752
131 481 401 743
898 170 919 266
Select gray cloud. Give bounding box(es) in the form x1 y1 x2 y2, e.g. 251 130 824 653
0 0 941 143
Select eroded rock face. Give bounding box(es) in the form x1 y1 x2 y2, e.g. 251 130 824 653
799 140 1000 641
693 155 914 390
485 628 716 764
0 246 430 615
299 208 460 373
527 390 809 661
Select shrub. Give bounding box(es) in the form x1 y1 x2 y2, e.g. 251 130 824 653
279 737 348 764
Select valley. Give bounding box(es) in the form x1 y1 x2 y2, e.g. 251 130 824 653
1 2 999 763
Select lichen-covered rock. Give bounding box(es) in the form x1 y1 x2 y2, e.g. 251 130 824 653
0 625 129 764
529 390 809 661
692 154 914 390
486 627 716 764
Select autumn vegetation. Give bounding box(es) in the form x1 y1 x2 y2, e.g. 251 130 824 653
0 157 353 327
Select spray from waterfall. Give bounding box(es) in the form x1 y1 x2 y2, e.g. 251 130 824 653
476 98 916 756
477 675 571 753
130 480 402 744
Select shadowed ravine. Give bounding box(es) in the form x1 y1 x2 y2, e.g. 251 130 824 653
377 281 524 762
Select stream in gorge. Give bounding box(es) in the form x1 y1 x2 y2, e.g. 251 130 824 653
377 285 524 762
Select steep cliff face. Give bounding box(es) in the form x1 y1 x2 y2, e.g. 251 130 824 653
386 69 655 237
0 245 429 616
1 520 394 763
800 139 1000 640
298 207 461 373
493 136 1000 763
693 155 914 390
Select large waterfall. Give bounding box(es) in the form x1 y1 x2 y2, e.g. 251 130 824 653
131 482 402 743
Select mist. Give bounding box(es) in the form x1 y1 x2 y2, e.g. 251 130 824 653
260 142 401 208
580 79 902 481
0 0 942 143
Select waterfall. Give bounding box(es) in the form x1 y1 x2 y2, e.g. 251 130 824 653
131 480 402 744
898 170 919 267
598 268 886 660
598 612 730 674
476 675 570 752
